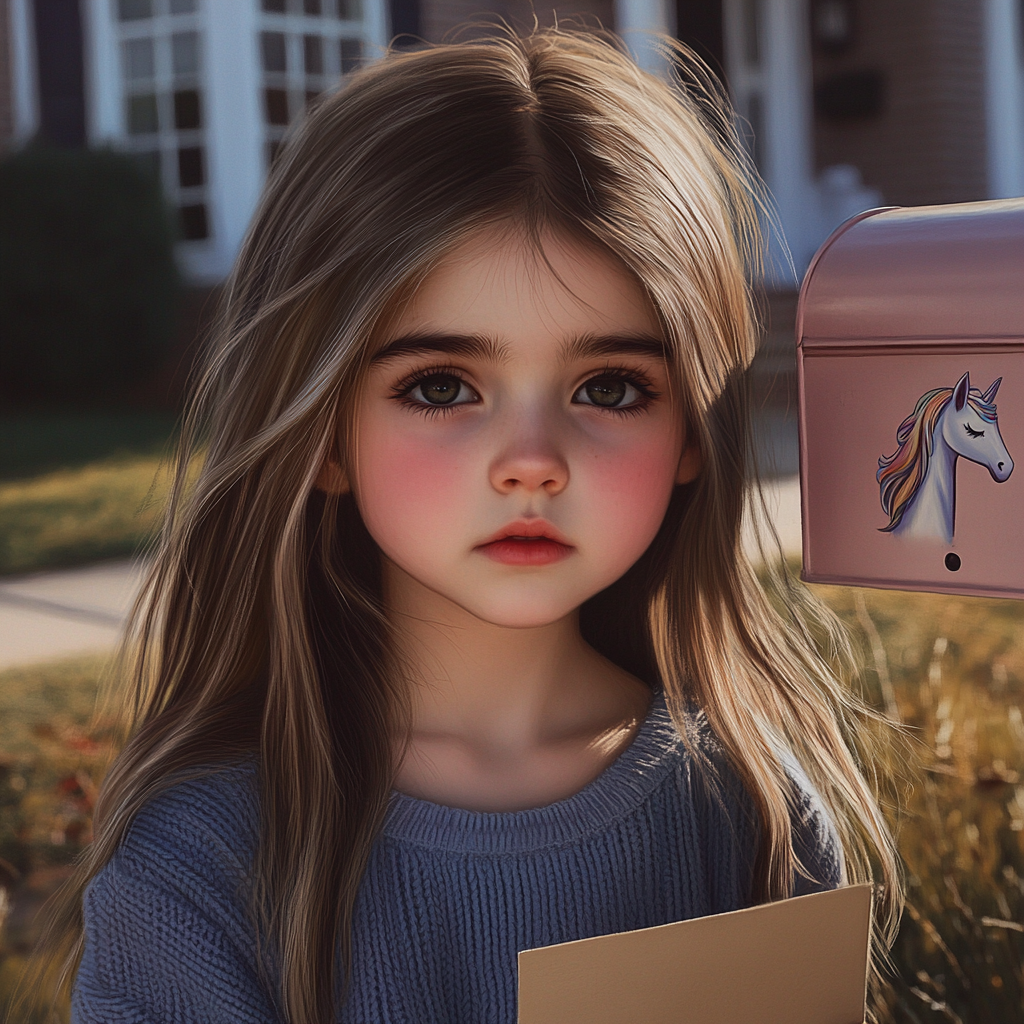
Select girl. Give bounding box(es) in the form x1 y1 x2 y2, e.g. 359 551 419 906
49 27 899 1024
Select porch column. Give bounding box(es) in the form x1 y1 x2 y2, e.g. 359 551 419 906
614 0 676 76
984 0 1024 198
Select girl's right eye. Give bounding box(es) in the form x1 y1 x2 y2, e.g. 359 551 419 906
400 373 479 409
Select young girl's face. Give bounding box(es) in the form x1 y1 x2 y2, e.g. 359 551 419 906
342 224 700 629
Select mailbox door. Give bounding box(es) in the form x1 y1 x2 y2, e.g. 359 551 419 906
799 341 1024 599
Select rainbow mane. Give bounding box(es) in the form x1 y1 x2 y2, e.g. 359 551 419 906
877 386 998 531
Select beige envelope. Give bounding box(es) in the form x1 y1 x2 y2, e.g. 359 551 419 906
518 883 872 1024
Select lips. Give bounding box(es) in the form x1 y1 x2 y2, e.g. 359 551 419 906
475 519 574 566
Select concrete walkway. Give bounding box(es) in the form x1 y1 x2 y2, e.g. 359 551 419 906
0 476 802 670
0 559 149 670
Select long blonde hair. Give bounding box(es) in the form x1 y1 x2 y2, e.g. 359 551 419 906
39 27 901 1023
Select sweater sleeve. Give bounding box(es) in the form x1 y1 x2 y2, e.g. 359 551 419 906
71 765 281 1024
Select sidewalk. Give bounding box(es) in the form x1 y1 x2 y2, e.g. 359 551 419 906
0 559 148 670
0 476 802 670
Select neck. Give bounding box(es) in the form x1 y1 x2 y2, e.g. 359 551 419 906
901 440 957 542
382 558 651 810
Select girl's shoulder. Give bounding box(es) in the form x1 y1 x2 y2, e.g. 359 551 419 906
674 705 843 896
104 757 263 907
75 760 278 1023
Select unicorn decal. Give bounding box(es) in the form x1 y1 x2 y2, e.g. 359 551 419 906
877 373 1013 544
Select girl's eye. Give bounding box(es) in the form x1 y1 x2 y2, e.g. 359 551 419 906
405 374 477 407
573 376 644 409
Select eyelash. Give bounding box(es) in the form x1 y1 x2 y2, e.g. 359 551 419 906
389 364 661 417
577 365 660 417
389 365 477 418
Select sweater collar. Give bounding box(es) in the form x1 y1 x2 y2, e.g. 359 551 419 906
381 689 683 854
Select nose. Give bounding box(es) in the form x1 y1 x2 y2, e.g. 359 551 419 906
489 424 569 497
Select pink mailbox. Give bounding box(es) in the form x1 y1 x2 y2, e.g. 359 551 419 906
797 198 1024 599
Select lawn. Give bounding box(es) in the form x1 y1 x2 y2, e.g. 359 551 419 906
0 413 178 575
0 582 1022 1022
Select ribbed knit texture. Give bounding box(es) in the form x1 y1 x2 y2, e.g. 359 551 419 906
72 692 842 1023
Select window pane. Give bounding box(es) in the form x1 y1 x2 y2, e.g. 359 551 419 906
264 88 289 125
172 32 200 76
127 93 159 133
170 0 198 12
174 89 202 129
337 0 361 19
134 150 162 182
179 203 210 241
118 0 153 20
261 32 287 73
339 37 362 73
261 0 287 11
304 0 322 12
178 146 205 187
303 35 323 74
305 89 320 109
123 38 155 80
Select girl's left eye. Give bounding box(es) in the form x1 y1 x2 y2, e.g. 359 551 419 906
572 375 648 410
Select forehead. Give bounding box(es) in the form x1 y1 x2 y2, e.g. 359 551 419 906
381 224 662 350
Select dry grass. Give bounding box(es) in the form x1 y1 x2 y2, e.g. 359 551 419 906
812 583 1024 1022
1 585 1022 1021
0 457 172 575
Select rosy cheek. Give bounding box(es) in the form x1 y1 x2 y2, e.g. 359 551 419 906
355 424 470 554
583 439 678 554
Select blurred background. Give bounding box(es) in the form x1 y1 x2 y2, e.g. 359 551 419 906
1 1 1023 1021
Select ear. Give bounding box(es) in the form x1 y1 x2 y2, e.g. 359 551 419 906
315 457 350 495
982 377 1002 403
953 372 970 412
675 437 703 485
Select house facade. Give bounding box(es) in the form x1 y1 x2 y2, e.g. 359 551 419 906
2 0 1023 285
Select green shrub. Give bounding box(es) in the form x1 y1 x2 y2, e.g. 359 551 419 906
0 146 180 406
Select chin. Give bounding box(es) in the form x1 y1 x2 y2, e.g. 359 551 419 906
457 594 581 630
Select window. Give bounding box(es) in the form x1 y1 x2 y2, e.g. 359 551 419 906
172 32 199 75
261 31 287 72
119 0 154 20
304 34 323 74
340 37 361 72
179 203 209 240
257 0 377 170
264 88 290 124
123 38 155 78
117 1 211 242
127 93 159 133
174 89 201 129
177 146 204 186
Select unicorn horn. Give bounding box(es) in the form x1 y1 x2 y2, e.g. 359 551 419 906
981 377 1003 403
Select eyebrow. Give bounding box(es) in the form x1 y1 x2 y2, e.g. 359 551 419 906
371 331 668 365
371 333 508 365
560 333 669 362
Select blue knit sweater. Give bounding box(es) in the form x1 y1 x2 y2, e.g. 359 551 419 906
72 693 843 1023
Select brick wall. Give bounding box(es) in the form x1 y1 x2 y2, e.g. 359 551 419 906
812 0 988 207
421 0 614 45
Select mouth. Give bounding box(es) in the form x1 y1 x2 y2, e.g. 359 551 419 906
475 520 574 566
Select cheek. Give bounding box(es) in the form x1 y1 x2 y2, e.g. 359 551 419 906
353 423 471 556
581 436 679 557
